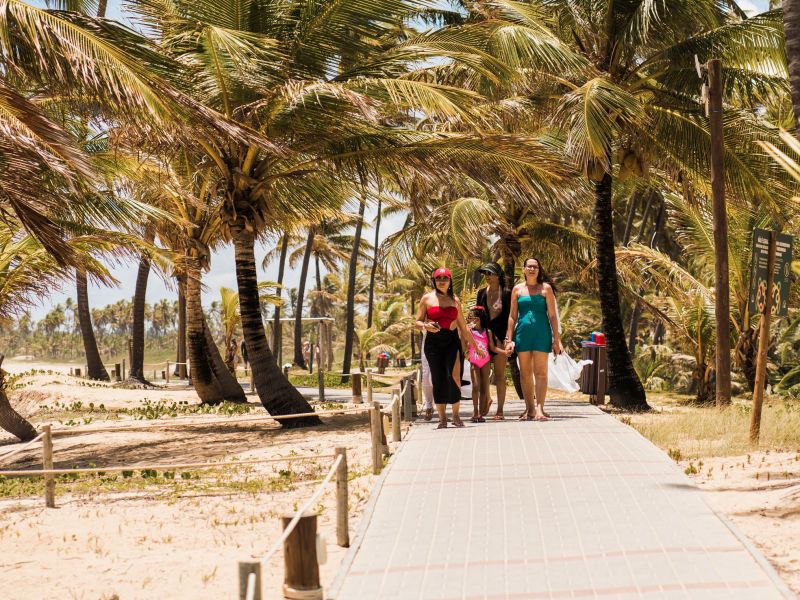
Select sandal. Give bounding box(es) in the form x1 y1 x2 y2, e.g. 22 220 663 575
492 414 505 421
470 416 480 423
477 416 486 423
436 421 447 429
424 408 433 421
452 420 465 428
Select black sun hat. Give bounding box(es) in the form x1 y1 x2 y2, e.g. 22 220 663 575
477 262 503 277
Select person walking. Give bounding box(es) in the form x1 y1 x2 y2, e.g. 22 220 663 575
475 262 520 420
506 257 563 421
466 306 502 423
415 267 486 429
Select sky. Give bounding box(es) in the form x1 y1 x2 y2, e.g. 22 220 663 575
29 0 772 318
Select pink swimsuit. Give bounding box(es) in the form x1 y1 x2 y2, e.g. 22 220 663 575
469 328 491 368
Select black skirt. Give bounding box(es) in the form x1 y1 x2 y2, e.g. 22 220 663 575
423 328 461 405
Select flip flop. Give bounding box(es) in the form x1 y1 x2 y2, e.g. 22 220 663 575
424 408 433 421
477 416 486 423
436 421 448 429
534 415 550 422
452 420 466 428
470 416 480 423
492 414 505 421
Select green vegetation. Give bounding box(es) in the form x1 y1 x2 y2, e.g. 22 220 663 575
0 1 799 439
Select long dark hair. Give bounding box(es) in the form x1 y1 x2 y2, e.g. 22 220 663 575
430 275 455 298
522 257 557 294
468 306 489 330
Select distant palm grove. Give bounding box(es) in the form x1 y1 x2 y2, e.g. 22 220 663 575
2 0 800 441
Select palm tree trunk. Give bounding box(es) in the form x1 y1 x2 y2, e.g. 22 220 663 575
202 314 246 403
0 356 37 441
97 0 108 17
129 227 154 382
233 228 320 426
185 257 225 404
341 197 366 384
594 173 649 410
785 0 800 136
76 268 109 381
367 198 382 328
293 228 315 368
175 278 187 378
272 233 289 366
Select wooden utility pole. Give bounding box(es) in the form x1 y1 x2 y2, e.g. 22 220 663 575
750 231 777 444
708 59 732 407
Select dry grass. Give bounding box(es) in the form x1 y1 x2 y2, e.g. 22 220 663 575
622 393 800 459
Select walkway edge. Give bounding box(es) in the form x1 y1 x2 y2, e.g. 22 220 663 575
326 422 415 599
621 417 796 599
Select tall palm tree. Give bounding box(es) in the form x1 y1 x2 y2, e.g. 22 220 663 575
341 194 367 383
128 224 155 383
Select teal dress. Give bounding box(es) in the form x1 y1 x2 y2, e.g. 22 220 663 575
514 293 553 353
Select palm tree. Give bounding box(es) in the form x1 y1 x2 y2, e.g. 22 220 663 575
784 0 800 136
453 1 788 409
128 224 155 383
341 195 367 383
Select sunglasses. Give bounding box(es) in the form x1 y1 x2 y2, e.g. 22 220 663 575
525 265 540 270
434 276 450 281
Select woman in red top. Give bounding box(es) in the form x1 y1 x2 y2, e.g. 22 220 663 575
415 267 485 428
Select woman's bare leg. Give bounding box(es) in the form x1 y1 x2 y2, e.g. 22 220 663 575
532 351 549 420
492 353 507 417
517 351 535 419
436 403 447 427
452 401 463 426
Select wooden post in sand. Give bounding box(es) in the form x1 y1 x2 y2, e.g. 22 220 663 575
282 512 322 600
351 372 362 404
238 561 261 600
42 425 55 508
165 362 170 384
366 369 373 405
335 447 349 547
369 402 382 474
392 389 401 442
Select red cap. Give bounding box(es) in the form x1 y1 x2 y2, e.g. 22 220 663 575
432 267 451 279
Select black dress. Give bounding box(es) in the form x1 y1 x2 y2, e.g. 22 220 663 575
476 287 512 355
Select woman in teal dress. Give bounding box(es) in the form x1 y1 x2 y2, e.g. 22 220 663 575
505 257 563 420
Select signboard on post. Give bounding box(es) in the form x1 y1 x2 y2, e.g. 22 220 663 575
748 229 793 318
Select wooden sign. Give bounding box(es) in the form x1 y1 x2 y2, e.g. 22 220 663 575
748 229 793 318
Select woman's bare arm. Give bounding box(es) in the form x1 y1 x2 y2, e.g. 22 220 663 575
506 285 519 350
544 284 563 353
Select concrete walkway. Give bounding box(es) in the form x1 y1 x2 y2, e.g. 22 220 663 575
331 398 791 599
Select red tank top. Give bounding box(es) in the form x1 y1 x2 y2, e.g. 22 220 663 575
427 305 458 329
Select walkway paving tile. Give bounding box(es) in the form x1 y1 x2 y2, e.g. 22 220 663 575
332 399 789 599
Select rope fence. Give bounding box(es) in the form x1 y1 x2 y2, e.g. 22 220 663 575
1 364 425 600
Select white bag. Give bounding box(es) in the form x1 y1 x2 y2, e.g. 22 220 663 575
548 352 592 393
460 358 473 399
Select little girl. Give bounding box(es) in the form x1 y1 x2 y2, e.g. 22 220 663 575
467 307 501 423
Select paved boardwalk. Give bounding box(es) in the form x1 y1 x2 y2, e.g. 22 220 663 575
332 399 790 600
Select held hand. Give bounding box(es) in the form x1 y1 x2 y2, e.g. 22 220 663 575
423 321 440 333
552 339 563 355
505 339 515 353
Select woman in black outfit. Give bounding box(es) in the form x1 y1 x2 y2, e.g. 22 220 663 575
415 267 485 429
475 262 523 419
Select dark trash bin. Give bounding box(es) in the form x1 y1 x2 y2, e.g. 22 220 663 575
580 344 608 404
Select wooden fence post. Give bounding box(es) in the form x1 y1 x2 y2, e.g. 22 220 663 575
121 358 126 381
366 369 373 405
392 390 401 443
282 512 322 600
375 400 389 457
114 363 121 382
402 376 415 421
238 561 262 600
369 403 382 474
335 448 349 547
166 362 170 384
352 372 362 404
42 425 55 508
317 321 325 403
